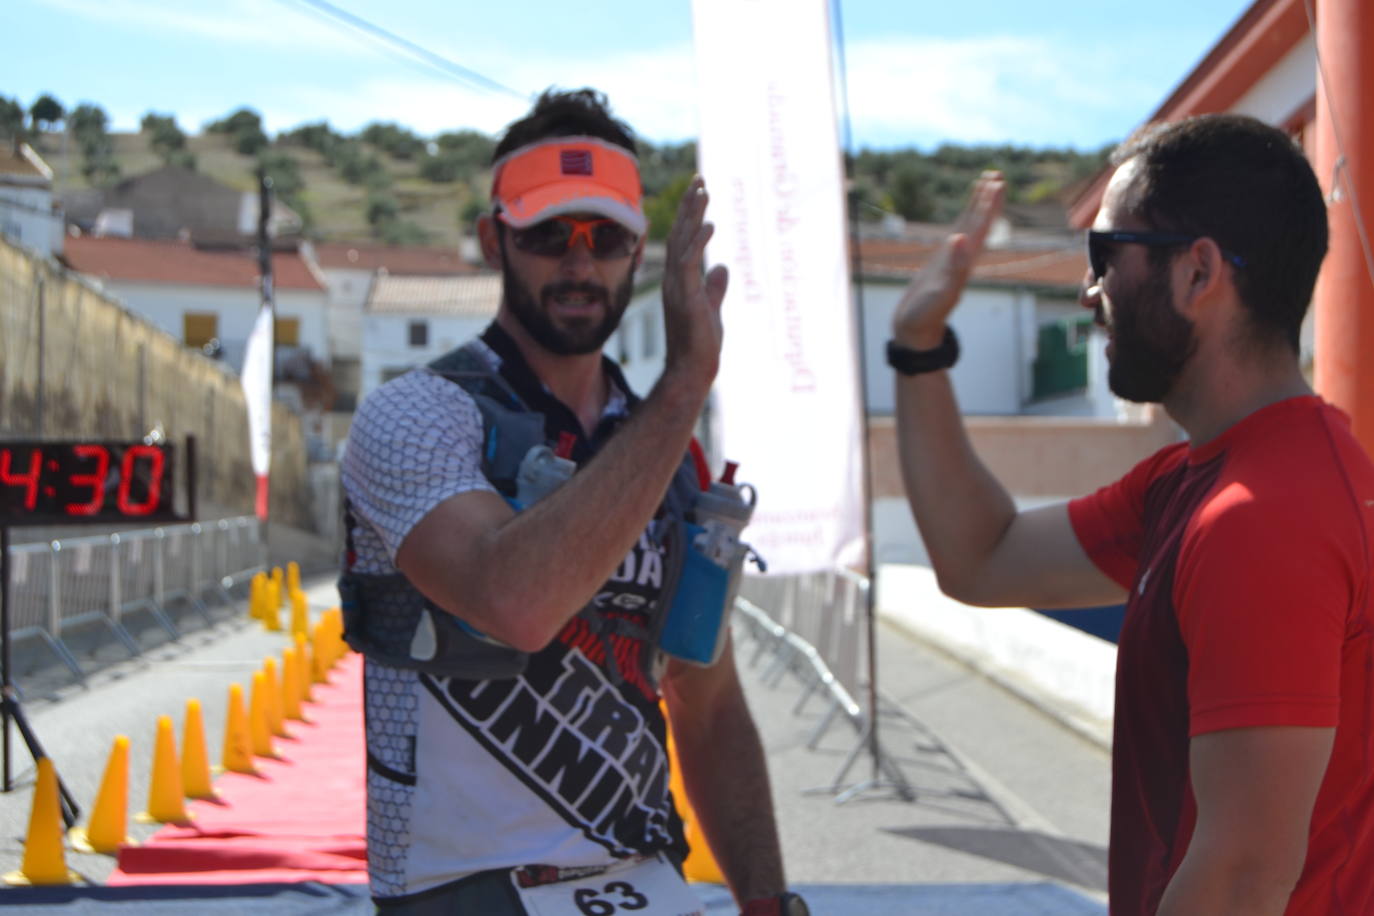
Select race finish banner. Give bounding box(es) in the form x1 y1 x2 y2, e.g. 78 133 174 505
691 0 865 574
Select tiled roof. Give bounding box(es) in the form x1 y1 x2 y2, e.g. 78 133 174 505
312 242 475 275
366 273 501 317
0 144 52 184
858 237 1087 290
62 237 325 291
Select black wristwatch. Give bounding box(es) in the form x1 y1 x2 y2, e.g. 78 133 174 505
887 326 960 375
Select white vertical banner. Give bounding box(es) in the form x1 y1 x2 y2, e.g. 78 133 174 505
692 0 866 574
241 303 273 521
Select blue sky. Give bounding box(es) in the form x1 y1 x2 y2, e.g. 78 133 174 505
5 0 1252 150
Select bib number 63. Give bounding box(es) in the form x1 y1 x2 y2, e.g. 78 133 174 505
574 880 648 915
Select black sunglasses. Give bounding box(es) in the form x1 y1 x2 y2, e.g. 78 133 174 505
507 216 639 260
1087 229 1247 281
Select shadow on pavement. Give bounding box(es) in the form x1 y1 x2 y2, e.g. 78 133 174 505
883 825 1108 891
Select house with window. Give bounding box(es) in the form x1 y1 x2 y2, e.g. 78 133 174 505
0 143 63 258
62 235 329 373
306 241 477 412
358 272 502 404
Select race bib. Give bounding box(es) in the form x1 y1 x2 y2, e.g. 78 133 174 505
513 855 704 916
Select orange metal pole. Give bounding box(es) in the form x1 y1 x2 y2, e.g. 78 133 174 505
1313 0 1374 454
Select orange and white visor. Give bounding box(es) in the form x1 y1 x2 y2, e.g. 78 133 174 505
491 135 646 236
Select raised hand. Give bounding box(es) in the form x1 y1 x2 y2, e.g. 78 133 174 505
892 171 1006 349
660 176 728 390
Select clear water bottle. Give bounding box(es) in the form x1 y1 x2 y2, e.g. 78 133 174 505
515 432 577 508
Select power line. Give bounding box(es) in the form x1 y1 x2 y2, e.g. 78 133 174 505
277 0 529 102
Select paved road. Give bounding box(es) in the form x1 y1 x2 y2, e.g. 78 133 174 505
0 576 1111 913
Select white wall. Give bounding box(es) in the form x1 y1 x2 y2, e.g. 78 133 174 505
0 185 62 258
358 311 493 404
1231 33 1316 125
614 288 667 395
87 279 329 373
862 282 1033 415
318 266 372 359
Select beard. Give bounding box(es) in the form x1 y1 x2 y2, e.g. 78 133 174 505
1105 261 1196 404
501 261 634 357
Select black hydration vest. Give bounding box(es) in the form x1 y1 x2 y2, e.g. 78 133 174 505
339 338 701 688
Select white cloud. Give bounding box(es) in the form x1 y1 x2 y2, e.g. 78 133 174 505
841 34 1158 149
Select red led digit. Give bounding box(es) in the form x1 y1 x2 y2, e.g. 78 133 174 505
67 444 111 515
116 445 165 516
0 447 42 510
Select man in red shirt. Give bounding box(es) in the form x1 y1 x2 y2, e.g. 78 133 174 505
890 114 1374 915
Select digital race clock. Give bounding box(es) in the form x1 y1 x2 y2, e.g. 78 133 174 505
0 441 181 525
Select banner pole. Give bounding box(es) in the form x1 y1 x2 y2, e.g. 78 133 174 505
829 0 913 803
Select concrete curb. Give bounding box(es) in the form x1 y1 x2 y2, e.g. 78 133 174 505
877 564 1115 751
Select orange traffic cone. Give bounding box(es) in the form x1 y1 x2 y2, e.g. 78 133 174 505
290 588 309 638
182 699 216 800
70 735 134 855
294 632 314 703
281 647 305 722
137 716 190 824
249 572 266 620
263 579 282 632
287 560 301 593
3 757 78 885
249 670 277 758
311 622 330 684
219 683 256 775
262 657 288 738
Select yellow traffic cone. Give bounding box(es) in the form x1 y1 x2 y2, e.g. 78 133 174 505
263 580 282 632
69 735 134 855
249 572 266 620
311 622 330 684
219 683 256 775
287 560 301 592
182 699 216 800
3 757 78 885
281 647 305 722
136 715 190 824
262 658 288 738
249 671 277 758
294 632 314 703
272 567 285 608
324 607 345 665
290 588 309 638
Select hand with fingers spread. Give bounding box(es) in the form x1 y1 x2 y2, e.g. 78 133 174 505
892 171 1006 350
660 175 729 392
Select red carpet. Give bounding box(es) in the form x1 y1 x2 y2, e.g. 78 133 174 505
108 653 368 886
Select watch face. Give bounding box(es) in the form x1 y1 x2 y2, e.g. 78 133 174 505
782 893 810 916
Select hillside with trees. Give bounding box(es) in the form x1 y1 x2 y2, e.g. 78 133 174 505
2 93 1111 248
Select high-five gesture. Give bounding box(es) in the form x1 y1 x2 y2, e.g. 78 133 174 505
892 171 1005 350
661 176 729 391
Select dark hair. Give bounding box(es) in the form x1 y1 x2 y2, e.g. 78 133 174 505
493 88 637 161
1111 114 1328 352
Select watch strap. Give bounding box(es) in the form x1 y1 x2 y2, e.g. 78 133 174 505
887 326 960 375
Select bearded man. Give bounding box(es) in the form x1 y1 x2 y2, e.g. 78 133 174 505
341 89 804 916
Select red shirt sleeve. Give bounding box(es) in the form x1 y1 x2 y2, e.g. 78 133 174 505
1069 444 1188 590
1176 479 1356 736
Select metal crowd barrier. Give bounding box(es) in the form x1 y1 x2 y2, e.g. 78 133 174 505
3 517 263 682
736 569 869 748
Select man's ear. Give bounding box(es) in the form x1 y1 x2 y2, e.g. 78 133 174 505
632 234 646 274
476 213 503 270
1179 236 1228 316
